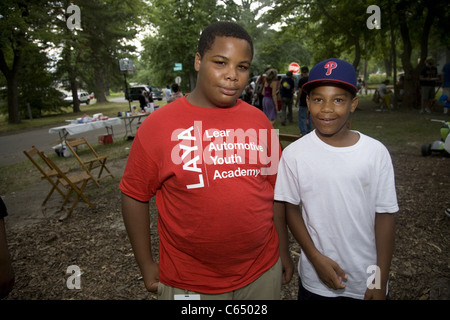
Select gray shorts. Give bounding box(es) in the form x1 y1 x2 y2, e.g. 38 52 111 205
157 258 282 300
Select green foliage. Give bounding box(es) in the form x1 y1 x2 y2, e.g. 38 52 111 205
1 0 449 119
134 0 237 92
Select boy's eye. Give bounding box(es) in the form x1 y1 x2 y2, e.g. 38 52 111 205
238 65 249 71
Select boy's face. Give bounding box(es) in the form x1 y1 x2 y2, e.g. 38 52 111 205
307 85 358 143
193 36 252 108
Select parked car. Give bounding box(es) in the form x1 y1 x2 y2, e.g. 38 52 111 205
126 85 163 101
64 91 90 104
126 86 148 101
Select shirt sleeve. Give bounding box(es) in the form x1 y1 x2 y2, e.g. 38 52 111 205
274 150 301 205
375 146 399 214
119 131 162 202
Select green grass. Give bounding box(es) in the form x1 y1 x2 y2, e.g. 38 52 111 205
275 95 446 148
1 94 447 194
0 101 131 134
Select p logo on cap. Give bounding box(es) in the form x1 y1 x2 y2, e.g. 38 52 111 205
324 61 338 75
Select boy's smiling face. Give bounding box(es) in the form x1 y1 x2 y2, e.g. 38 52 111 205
191 36 252 108
307 85 358 146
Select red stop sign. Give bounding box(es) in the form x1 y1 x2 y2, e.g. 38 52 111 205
289 62 300 74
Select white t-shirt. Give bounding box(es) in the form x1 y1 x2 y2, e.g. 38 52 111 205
378 83 388 97
274 130 398 299
164 88 171 100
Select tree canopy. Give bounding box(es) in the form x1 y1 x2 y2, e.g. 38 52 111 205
1 0 448 122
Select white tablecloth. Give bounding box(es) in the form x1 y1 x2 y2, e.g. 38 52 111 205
49 118 122 135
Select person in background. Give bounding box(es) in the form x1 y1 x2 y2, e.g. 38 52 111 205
419 57 438 114
378 79 392 109
0 196 14 299
164 85 171 101
279 71 295 126
254 73 265 110
296 66 312 135
168 83 183 103
262 68 278 124
138 90 146 111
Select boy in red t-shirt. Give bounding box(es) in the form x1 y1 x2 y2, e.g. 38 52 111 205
120 21 293 299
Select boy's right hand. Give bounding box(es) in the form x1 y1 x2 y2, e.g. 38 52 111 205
143 262 159 293
312 253 347 290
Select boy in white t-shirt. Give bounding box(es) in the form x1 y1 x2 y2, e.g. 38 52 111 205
274 58 398 300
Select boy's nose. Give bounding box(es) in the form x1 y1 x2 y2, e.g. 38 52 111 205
225 67 238 81
321 100 334 112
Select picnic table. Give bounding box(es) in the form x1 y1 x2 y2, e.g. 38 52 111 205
48 117 122 142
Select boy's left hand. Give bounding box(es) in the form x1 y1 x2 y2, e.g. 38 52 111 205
312 253 347 290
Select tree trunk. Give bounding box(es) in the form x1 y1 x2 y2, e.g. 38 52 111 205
94 68 108 103
69 73 81 113
397 2 435 109
388 0 398 109
0 49 22 124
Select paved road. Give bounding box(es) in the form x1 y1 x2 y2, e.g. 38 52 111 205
0 98 139 167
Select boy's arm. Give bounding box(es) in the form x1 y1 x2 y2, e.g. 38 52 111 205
121 193 159 293
364 213 395 300
285 202 347 290
273 201 294 284
0 218 14 299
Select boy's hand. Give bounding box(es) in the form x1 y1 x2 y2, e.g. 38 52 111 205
143 262 159 293
364 287 387 300
312 253 347 290
280 254 295 285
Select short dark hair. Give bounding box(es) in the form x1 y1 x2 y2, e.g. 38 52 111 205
197 21 253 58
301 66 309 73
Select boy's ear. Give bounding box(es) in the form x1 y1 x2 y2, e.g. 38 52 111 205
194 52 202 72
350 96 359 113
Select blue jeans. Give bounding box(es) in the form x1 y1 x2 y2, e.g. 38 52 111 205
298 105 311 135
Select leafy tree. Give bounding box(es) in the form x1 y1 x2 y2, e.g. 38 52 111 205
267 0 449 109
0 0 56 123
15 43 66 118
53 0 143 111
137 0 282 92
395 0 444 109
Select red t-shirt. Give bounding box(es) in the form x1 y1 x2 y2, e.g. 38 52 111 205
119 97 280 293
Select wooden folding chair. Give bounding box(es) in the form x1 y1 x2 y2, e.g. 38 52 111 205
23 146 69 207
65 137 114 187
40 151 95 218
